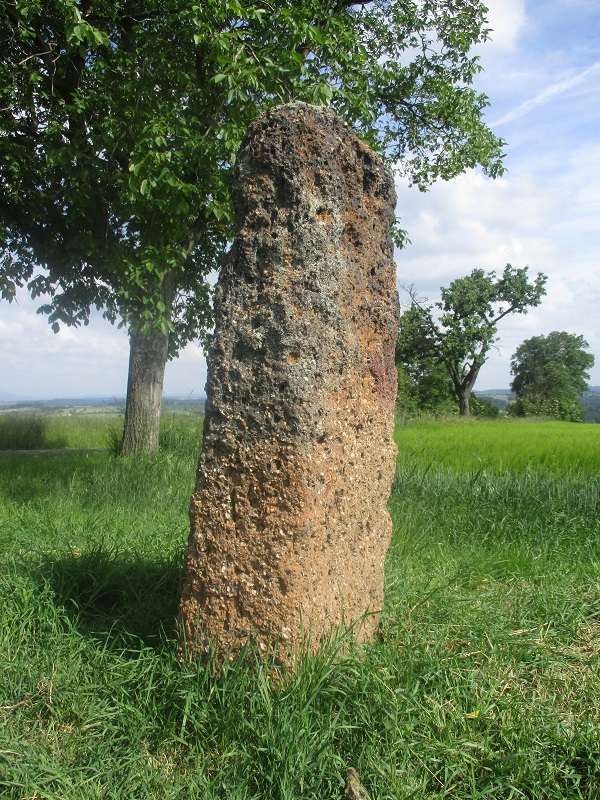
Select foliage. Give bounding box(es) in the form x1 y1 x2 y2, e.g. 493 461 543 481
1 0 506 349
397 265 547 415
469 393 500 417
509 331 595 422
1 417 600 797
396 307 457 416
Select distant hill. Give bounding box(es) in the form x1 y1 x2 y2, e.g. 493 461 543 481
0 391 39 402
0 395 206 414
582 388 600 423
475 389 512 411
2 388 597 421
0 396 123 410
475 388 600 422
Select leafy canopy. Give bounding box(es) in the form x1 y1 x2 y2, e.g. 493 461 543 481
1 0 506 349
509 331 595 421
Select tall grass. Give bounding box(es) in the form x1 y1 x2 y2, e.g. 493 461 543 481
0 410 204 454
0 413 68 450
0 417 598 798
0 411 121 450
51 412 123 449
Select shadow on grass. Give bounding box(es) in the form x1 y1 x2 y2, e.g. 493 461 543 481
38 545 183 650
0 452 112 506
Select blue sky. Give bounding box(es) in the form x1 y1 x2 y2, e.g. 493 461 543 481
2 0 599 399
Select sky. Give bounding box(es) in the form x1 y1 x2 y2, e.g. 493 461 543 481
1 0 599 399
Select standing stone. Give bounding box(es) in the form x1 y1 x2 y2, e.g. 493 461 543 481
179 103 399 664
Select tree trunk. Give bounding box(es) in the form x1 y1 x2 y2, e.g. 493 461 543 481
457 386 471 416
454 362 483 417
120 327 169 454
120 272 175 455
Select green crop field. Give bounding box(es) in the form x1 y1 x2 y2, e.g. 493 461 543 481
0 415 598 798
394 417 600 475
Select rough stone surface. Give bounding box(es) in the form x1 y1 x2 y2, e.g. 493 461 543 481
179 103 399 663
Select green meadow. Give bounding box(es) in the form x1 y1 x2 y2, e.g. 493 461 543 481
0 414 598 799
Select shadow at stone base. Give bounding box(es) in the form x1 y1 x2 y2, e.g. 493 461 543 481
35 546 183 651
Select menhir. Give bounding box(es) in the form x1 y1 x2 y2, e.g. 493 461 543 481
179 102 399 664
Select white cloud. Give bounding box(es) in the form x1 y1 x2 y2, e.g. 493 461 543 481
7 132 597 397
482 0 528 53
0 299 208 399
0 302 130 398
491 61 600 127
164 344 208 398
394 133 600 390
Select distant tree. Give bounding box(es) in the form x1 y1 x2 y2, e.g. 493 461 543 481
581 391 600 424
0 0 506 453
509 331 595 422
469 393 500 418
397 266 547 416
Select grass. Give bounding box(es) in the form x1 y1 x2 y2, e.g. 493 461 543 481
394 417 600 475
0 411 119 450
0 415 599 798
0 413 69 450
0 410 203 453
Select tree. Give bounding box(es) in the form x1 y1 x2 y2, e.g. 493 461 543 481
509 331 595 422
397 265 547 416
1 0 506 452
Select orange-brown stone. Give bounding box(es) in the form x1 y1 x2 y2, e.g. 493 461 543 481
178 103 399 663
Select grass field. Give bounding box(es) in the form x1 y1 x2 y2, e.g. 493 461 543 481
0 410 203 453
394 417 600 475
0 415 598 798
